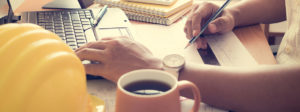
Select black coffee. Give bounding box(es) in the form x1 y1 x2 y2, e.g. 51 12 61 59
124 80 171 95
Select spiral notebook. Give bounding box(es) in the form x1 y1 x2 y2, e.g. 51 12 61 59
125 6 192 25
96 0 193 17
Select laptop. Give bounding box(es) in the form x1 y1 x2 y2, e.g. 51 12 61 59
13 0 137 79
15 0 136 50
19 8 135 50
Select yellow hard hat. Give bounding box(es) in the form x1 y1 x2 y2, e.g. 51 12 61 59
0 23 104 112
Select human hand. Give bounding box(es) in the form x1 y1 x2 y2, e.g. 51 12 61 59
75 37 162 83
184 2 236 49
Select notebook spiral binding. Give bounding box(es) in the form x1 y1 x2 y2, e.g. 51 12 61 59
125 11 169 25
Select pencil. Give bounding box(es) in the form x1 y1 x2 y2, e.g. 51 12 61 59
184 0 231 49
93 5 108 27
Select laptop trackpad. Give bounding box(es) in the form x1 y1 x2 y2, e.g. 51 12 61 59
96 28 131 40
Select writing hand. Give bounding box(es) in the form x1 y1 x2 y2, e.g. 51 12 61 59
184 2 235 49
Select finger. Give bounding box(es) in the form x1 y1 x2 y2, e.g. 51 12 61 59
195 38 203 49
201 38 208 49
76 48 106 62
101 37 116 40
209 17 231 33
84 64 117 82
207 23 217 34
83 64 105 76
185 17 193 39
191 3 213 32
193 29 201 37
75 41 106 52
75 43 89 52
192 4 200 12
185 5 200 39
86 41 107 49
194 38 207 49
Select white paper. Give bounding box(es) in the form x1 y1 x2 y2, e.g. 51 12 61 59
181 99 227 112
206 32 258 66
133 17 203 64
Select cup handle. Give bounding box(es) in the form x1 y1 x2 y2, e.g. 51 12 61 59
178 80 201 112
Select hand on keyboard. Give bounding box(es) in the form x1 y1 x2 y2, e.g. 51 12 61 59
75 37 162 83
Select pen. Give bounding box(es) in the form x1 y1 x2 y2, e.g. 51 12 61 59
184 0 231 49
93 5 108 27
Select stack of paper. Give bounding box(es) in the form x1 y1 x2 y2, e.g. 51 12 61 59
96 0 193 25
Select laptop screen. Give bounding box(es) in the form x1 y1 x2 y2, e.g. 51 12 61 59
78 0 94 8
42 0 94 9
0 0 94 16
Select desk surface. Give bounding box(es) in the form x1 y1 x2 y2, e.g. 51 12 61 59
15 1 276 112
15 0 277 65
131 21 277 65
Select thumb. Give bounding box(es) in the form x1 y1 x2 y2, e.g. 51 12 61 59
208 17 232 34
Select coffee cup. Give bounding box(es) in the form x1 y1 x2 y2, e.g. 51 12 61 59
115 69 201 112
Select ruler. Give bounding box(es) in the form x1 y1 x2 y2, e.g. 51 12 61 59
199 31 258 66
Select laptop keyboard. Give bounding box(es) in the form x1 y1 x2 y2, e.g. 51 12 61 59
36 10 94 50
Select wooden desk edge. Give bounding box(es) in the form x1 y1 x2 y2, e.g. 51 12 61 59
233 24 277 65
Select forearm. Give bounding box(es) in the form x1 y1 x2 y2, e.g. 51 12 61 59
228 0 286 27
179 63 300 112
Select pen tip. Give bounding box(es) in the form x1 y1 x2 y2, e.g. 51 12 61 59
184 43 191 49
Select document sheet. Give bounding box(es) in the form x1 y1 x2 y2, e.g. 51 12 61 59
133 18 204 64
181 98 227 112
206 31 258 66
